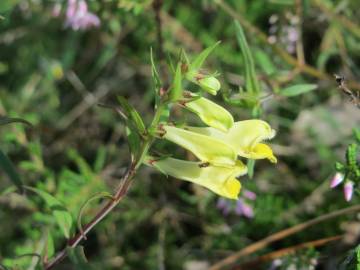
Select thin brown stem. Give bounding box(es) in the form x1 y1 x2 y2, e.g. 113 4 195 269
44 164 136 270
213 0 360 90
232 235 343 270
295 0 305 66
209 204 360 270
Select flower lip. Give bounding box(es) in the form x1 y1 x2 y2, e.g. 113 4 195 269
186 120 277 163
145 156 247 199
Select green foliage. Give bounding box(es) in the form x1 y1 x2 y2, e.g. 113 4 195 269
25 187 73 239
280 84 318 97
0 149 24 193
1 0 360 269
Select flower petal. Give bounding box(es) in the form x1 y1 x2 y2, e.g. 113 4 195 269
146 156 247 199
183 94 234 132
187 120 276 161
162 125 237 166
242 143 277 163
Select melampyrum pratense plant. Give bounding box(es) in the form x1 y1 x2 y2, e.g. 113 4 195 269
1 22 279 269
118 39 277 201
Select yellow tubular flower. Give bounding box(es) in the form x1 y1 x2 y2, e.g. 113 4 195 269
146 156 247 199
187 120 277 163
182 94 234 132
161 125 237 166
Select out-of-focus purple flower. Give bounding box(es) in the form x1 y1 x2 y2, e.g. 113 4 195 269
235 199 254 218
65 0 100 31
216 198 231 216
344 181 354 202
51 3 62 17
243 190 257 200
330 172 344 188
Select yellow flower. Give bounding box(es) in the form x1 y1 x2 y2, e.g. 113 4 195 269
187 120 277 163
181 93 234 132
161 120 276 164
161 125 237 167
145 156 247 199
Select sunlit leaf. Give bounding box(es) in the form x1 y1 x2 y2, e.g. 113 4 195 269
25 187 73 239
189 41 220 72
169 63 182 102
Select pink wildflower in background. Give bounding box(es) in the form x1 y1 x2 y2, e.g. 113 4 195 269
216 189 256 218
344 181 354 202
65 0 100 31
330 172 344 188
52 0 100 31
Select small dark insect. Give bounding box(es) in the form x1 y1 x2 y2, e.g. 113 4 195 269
198 162 210 168
334 74 360 108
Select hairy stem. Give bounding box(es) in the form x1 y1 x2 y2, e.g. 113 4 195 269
44 102 167 269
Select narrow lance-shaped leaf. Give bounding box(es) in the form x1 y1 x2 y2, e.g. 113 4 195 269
234 21 260 95
280 84 318 97
77 192 113 238
0 116 32 126
117 96 146 135
25 187 73 239
189 41 221 73
0 149 24 193
169 63 183 102
67 246 91 270
150 48 162 106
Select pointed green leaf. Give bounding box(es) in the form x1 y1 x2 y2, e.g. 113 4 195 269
26 187 73 239
169 63 183 102
0 116 32 127
117 96 146 135
0 149 24 193
67 246 91 270
150 48 162 106
189 41 221 72
77 192 113 238
247 159 255 179
234 21 260 95
126 126 141 159
280 84 318 97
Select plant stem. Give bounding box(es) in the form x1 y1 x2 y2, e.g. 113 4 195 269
44 102 167 269
209 204 360 270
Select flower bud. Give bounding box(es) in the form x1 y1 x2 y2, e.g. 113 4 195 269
330 172 344 188
198 76 221 95
344 181 354 202
183 94 234 132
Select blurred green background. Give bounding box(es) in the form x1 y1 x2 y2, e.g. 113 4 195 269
0 0 360 269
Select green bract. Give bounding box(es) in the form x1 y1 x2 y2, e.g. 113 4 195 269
182 93 234 132
197 76 221 95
